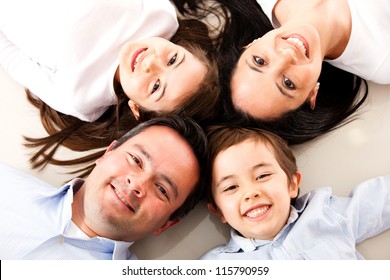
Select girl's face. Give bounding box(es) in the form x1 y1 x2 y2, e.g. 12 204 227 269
210 139 300 240
231 24 323 119
117 37 206 116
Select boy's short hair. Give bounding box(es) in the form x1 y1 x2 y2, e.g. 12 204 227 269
206 125 299 209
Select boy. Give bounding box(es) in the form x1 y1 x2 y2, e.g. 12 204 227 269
200 125 390 259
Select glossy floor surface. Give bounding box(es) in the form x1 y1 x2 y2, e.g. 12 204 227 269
1 66 389 259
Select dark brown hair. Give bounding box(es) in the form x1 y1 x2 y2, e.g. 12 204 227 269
24 18 220 177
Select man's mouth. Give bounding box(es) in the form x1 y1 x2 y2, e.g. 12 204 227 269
114 188 134 212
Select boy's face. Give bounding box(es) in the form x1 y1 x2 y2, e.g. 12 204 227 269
210 139 300 240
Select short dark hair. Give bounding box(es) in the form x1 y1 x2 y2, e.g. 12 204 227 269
113 115 208 221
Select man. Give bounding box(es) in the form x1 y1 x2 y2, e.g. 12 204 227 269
0 115 207 259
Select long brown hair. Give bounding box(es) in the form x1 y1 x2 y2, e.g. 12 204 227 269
24 18 220 177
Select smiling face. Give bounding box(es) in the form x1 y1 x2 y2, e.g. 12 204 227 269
76 125 200 242
210 139 300 240
117 37 207 115
231 25 323 119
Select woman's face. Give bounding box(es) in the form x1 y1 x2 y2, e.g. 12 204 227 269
117 37 206 115
231 25 323 119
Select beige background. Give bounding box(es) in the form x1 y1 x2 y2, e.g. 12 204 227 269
1 66 390 259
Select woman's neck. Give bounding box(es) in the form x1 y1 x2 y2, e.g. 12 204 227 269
274 0 351 59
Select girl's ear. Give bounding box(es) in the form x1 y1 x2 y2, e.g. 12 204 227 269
128 100 140 121
289 171 302 199
208 203 227 224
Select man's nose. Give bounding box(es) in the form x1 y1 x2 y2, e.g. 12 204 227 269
126 175 150 198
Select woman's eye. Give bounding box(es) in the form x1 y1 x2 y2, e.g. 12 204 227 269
283 76 295 89
167 54 177 66
253 56 266 66
152 80 160 93
223 185 237 192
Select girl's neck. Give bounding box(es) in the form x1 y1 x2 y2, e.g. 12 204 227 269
274 0 351 59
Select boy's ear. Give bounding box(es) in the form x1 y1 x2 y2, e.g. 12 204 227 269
153 218 181 236
95 140 117 164
207 203 227 224
289 171 302 199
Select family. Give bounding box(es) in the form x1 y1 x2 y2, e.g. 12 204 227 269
0 0 389 260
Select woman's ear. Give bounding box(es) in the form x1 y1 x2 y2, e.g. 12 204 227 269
128 100 140 121
208 203 227 224
308 82 320 110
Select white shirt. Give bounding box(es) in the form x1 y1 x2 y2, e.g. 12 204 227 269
0 0 178 121
256 0 390 84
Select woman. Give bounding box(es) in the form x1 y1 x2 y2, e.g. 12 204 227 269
1 0 220 175
177 0 372 144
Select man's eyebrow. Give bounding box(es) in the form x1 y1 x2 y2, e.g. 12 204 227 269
134 144 178 199
245 59 294 99
156 54 186 102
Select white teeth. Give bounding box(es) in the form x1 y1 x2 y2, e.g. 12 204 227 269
245 206 269 218
286 37 307 55
114 189 131 209
134 50 145 67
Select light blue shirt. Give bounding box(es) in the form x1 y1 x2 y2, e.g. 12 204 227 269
200 176 390 259
0 163 136 260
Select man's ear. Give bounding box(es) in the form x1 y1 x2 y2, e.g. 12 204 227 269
95 140 117 164
153 218 181 236
128 100 140 121
208 203 227 224
308 82 320 110
289 171 302 199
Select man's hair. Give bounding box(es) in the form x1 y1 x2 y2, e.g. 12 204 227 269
206 125 299 210
113 115 208 221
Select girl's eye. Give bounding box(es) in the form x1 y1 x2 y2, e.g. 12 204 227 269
167 54 177 66
152 80 160 93
283 76 295 89
223 185 237 192
253 56 266 66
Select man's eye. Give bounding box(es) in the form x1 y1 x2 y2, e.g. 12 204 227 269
167 54 177 66
253 56 266 66
131 155 141 167
152 80 160 93
283 76 295 89
156 184 170 200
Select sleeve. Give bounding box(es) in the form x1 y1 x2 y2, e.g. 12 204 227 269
341 176 390 243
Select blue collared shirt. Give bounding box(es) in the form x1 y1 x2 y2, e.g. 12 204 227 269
0 163 136 260
200 176 390 259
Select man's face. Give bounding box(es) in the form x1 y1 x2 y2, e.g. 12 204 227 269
79 126 200 241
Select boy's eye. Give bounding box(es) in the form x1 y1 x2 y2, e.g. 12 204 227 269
167 54 177 66
256 174 270 180
253 56 266 66
152 80 160 93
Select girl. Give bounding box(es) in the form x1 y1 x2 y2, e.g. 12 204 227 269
1 0 220 175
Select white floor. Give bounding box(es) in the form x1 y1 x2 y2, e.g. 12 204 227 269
1 66 390 259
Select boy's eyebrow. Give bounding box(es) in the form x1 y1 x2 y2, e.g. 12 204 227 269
134 144 178 199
